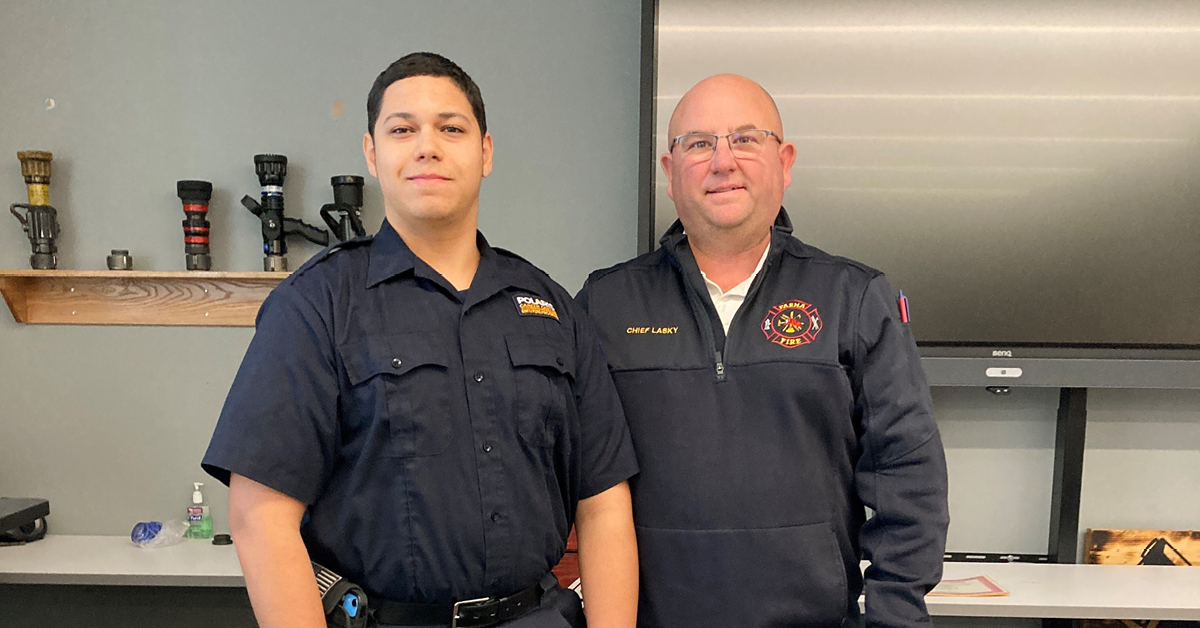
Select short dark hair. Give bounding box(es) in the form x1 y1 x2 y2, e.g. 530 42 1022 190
366 52 487 137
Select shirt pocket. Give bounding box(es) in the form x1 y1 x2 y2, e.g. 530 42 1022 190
505 333 574 449
341 332 453 458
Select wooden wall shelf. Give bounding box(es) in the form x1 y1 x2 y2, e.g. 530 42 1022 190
0 270 289 327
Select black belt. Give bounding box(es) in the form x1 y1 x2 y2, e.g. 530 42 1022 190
371 582 544 628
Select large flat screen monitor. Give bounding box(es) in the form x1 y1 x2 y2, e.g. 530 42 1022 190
653 1 1200 362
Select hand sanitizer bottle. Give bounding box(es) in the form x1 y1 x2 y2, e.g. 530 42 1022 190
186 482 213 539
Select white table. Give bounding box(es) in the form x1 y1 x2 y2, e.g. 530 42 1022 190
924 561 1200 620
3 537 1199 620
0 534 241 587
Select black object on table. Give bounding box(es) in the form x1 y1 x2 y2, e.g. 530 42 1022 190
0 497 50 543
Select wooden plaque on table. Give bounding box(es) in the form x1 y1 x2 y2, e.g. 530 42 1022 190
1083 529 1199 628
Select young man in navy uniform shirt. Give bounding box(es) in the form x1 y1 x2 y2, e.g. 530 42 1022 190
577 75 948 628
203 53 639 628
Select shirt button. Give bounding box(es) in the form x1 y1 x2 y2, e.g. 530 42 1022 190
490 511 500 522
391 358 402 369
492 578 501 586
482 443 492 453
474 372 484 382
555 357 564 366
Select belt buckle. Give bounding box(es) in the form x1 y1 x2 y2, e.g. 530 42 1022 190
451 596 492 628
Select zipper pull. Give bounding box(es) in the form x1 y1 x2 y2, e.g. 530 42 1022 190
714 351 726 381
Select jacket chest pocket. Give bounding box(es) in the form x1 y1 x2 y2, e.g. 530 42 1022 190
341 333 453 458
506 333 574 449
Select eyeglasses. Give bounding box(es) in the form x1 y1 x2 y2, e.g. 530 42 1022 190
668 129 782 161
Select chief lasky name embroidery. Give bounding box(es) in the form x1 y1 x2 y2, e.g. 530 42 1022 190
514 294 559 321
762 299 822 348
626 326 678 335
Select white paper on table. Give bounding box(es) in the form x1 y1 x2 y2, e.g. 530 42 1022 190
928 575 1009 597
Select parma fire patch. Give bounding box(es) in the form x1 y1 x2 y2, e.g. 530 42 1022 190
514 294 559 321
762 300 822 348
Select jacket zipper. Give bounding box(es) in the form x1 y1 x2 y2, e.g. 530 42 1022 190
672 228 783 383
661 210 792 384
680 263 727 382
722 250 776 363
705 237 782 381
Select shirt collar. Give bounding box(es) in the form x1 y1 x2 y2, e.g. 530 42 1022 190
365 219 545 301
701 241 770 300
470 240 547 304
365 219 417 288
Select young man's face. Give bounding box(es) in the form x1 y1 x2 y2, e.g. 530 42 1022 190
364 75 493 228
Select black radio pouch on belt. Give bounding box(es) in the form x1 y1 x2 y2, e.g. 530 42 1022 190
312 561 369 628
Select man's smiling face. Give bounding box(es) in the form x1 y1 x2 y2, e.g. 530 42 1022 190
661 74 795 242
364 75 493 228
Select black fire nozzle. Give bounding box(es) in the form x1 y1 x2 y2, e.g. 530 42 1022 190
239 154 330 271
319 175 366 242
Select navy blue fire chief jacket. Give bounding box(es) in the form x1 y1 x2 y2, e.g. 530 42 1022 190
577 208 949 628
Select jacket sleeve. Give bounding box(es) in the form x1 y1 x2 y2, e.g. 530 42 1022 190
852 275 949 628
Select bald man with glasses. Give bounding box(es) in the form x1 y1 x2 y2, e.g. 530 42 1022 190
576 74 949 628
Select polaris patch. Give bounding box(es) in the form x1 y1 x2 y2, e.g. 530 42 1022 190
514 294 559 321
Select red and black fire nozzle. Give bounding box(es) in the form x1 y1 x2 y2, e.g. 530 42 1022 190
177 180 213 271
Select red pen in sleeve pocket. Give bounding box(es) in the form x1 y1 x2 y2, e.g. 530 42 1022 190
898 290 910 323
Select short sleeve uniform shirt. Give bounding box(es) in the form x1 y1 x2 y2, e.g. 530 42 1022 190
202 219 638 603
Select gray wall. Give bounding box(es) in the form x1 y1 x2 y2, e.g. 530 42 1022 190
0 0 643 543
1 1 642 625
